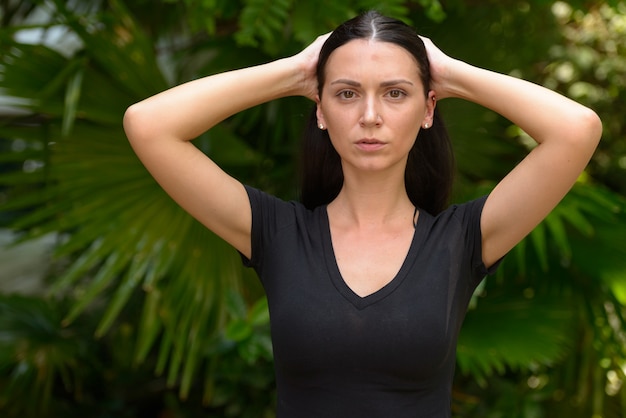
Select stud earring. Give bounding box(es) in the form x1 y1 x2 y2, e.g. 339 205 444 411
318 123 325 130
424 123 429 129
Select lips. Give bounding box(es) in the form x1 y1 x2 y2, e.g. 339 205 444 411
355 138 386 151
357 138 383 145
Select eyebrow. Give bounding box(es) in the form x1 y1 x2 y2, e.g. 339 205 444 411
329 78 415 87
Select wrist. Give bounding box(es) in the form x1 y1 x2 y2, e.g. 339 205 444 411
262 56 309 99
435 58 469 100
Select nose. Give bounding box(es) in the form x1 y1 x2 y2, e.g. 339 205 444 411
360 97 382 127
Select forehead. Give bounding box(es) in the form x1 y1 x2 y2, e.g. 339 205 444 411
324 39 421 82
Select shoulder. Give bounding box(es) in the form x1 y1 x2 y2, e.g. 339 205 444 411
426 195 492 269
244 185 321 238
429 195 488 230
245 185 309 218
243 185 323 270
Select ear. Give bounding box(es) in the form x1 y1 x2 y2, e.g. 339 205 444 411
315 94 326 128
422 90 436 129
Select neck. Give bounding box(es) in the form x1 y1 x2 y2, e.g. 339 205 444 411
329 173 414 228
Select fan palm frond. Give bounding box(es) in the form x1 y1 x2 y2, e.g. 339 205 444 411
0 0 259 399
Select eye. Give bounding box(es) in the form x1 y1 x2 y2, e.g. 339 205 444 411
338 90 356 99
387 89 406 99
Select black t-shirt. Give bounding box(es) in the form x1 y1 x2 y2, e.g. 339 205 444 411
243 186 497 418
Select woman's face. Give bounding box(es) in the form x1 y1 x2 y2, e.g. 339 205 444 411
316 39 435 176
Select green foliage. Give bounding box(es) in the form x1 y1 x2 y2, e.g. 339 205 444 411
202 293 275 416
458 289 576 384
235 0 292 55
0 0 249 404
541 2 626 195
0 295 96 416
166 0 445 52
0 293 276 417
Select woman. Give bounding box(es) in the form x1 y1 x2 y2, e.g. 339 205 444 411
124 11 601 418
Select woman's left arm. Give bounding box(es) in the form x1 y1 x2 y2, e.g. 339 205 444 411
422 37 602 268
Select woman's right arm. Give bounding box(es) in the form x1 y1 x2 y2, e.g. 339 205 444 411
123 35 328 259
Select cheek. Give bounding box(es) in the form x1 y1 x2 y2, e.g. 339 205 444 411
390 112 421 136
324 110 355 136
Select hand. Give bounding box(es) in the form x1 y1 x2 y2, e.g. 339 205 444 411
292 32 331 100
419 36 457 100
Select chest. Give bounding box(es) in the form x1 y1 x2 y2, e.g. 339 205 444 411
266 244 462 386
329 222 416 297
256 207 479 389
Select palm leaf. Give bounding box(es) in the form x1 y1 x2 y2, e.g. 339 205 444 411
459 184 626 390
0 1 256 400
0 294 98 416
458 289 575 384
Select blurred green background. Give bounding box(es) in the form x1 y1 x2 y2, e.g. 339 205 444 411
1 0 625 416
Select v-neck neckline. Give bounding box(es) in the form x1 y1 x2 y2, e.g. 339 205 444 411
320 206 430 310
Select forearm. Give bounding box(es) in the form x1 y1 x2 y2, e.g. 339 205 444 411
124 56 305 143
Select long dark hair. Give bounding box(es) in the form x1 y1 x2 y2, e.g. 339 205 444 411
299 11 455 215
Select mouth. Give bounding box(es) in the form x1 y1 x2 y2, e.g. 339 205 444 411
356 138 386 145
355 138 386 151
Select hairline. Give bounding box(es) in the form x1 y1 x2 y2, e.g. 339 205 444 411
320 38 426 97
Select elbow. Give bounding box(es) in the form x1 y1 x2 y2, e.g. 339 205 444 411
559 106 602 159
123 103 146 146
578 107 603 149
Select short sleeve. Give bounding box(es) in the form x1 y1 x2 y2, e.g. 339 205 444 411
453 195 504 284
240 185 298 274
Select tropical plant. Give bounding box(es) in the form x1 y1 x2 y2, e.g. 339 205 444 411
0 290 275 417
1 0 625 416
444 4 626 416
0 294 100 417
